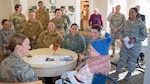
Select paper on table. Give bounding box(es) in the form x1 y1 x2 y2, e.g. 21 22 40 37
123 36 134 49
29 55 65 65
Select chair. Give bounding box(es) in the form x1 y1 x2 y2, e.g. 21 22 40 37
92 73 118 84
60 73 118 84
0 80 43 84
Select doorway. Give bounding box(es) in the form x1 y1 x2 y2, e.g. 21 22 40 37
80 0 90 30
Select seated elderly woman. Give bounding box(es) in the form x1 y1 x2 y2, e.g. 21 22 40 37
37 21 64 48
62 23 86 54
78 24 110 63
0 19 16 56
56 37 112 84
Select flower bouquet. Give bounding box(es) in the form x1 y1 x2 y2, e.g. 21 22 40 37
49 43 60 55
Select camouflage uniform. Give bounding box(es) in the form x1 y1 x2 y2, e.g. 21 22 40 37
9 12 26 33
0 28 16 56
62 14 71 26
62 33 86 53
110 13 126 52
50 17 69 36
0 53 38 82
37 30 64 48
22 19 43 49
35 9 50 30
116 18 147 74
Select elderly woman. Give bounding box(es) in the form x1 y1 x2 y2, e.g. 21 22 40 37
22 11 43 49
56 38 112 84
62 23 86 54
37 21 63 48
0 34 38 82
9 4 26 33
0 19 16 56
89 8 103 27
113 7 147 81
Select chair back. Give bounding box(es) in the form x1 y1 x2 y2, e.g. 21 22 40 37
92 73 118 84
0 80 42 84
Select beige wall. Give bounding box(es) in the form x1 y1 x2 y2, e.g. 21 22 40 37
0 0 12 28
27 0 75 14
91 0 109 31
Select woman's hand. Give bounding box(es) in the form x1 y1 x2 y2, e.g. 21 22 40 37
113 28 118 33
128 38 135 44
120 38 124 43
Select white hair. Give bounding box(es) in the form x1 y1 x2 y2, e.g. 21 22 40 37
94 8 99 12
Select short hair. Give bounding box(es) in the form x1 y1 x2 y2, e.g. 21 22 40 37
8 34 28 52
60 6 65 9
116 5 121 8
55 8 61 14
94 8 99 12
71 23 78 28
1 19 8 25
91 24 102 32
38 1 43 4
15 4 22 11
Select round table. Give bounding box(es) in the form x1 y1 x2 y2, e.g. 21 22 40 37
23 48 78 77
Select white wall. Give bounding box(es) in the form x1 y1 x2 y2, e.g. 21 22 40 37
127 0 150 28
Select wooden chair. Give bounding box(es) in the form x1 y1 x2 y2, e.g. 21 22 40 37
0 80 43 84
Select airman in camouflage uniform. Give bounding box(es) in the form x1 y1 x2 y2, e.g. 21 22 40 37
0 54 38 82
0 19 16 56
113 7 147 80
9 4 26 33
60 6 71 26
62 23 85 53
109 5 126 56
22 12 43 49
50 9 69 36
35 1 50 30
37 22 64 48
0 34 38 82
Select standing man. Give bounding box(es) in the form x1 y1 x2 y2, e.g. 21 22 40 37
35 1 50 30
135 5 146 23
60 6 71 26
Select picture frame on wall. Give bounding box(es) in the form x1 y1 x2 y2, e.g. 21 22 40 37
68 6 74 12
51 6 56 13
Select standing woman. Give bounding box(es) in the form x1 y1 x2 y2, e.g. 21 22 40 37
50 9 69 36
113 7 147 80
9 4 26 33
0 34 38 82
89 8 103 27
109 5 126 56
